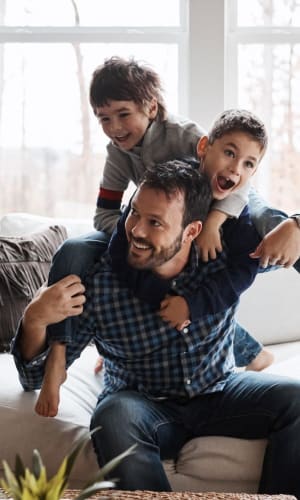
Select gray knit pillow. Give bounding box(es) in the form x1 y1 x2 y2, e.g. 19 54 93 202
0 225 67 352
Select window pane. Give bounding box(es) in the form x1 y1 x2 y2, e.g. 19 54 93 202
237 43 300 213
2 0 180 27
0 43 178 218
237 0 300 27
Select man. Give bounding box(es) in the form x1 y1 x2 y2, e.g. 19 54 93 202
12 161 300 497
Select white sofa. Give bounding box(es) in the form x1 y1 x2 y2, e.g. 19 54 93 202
1 212 300 493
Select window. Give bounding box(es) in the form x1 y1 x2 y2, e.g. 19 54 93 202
226 0 300 214
0 0 188 219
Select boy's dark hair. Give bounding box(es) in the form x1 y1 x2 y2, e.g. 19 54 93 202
208 109 268 152
140 160 212 228
90 56 167 121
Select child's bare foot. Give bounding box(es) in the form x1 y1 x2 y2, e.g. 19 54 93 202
246 348 274 371
35 344 67 417
94 356 104 374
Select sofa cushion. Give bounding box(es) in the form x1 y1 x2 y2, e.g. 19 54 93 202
0 225 67 352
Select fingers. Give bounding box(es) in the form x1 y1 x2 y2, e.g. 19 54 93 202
57 274 82 287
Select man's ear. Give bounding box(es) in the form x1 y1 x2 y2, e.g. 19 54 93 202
183 221 202 243
148 98 158 119
197 136 209 159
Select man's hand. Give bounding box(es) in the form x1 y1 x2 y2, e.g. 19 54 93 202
20 275 86 361
25 274 86 328
250 218 300 268
159 295 190 331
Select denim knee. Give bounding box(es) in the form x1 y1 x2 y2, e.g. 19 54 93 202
48 231 109 284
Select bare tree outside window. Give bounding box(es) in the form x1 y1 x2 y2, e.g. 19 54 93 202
0 0 180 220
233 0 300 213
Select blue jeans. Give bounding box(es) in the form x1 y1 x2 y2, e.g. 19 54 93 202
90 372 300 496
47 231 109 342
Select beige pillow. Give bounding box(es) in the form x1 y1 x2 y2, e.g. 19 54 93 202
0 225 67 352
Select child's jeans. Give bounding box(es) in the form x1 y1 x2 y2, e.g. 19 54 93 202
47 231 109 343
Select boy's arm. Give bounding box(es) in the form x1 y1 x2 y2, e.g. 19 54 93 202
250 216 300 268
249 187 300 267
93 143 132 233
182 207 261 320
195 209 227 261
196 183 250 261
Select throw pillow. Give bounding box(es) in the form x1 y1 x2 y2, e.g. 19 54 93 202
0 225 67 352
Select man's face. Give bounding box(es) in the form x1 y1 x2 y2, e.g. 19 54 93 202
198 131 263 200
125 186 186 273
94 99 157 151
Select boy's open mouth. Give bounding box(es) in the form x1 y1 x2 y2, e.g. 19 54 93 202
217 175 235 191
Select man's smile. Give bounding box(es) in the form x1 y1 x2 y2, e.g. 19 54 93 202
130 238 152 251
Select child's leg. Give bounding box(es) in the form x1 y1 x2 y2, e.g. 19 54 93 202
249 187 300 272
46 231 109 344
234 322 274 371
35 342 67 417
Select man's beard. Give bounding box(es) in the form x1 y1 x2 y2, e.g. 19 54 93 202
127 231 183 270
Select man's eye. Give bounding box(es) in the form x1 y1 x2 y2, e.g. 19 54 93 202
150 219 161 227
224 149 235 158
120 112 130 118
130 208 138 216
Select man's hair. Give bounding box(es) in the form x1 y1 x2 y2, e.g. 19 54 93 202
208 109 268 152
89 56 167 121
139 160 212 228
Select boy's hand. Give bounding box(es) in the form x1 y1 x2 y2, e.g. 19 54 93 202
159 295 190 331
195 209 226 262
196 228 223 262
250 218 300 267
25 275 86 328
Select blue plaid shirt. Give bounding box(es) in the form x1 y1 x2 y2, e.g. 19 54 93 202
12 210 260 402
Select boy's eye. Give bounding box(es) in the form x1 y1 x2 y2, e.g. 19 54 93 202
99 116 109 123
245 161 255 169
224 149 235 158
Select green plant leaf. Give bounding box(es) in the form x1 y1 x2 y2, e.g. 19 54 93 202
74 480 115 500
82 444 136 489
62 426 102 488
2 461 19 491
32 449 44 480
14 454 25 487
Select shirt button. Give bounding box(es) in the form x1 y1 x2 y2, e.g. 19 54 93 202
172 280 177 288
186 378 191 385
183 327 189 334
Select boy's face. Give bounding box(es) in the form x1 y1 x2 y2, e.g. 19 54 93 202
197 131 263 200
94 99 157 151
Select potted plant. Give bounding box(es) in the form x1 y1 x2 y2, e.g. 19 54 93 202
0 428 135 500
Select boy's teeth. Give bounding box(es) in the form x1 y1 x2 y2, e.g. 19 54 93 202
218 176 235 190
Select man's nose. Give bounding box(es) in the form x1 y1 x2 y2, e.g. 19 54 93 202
131 220 147 238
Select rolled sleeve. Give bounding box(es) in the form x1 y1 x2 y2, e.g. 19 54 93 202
11 321 49 391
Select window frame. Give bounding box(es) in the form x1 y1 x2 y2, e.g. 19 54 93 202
0 1 189 117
